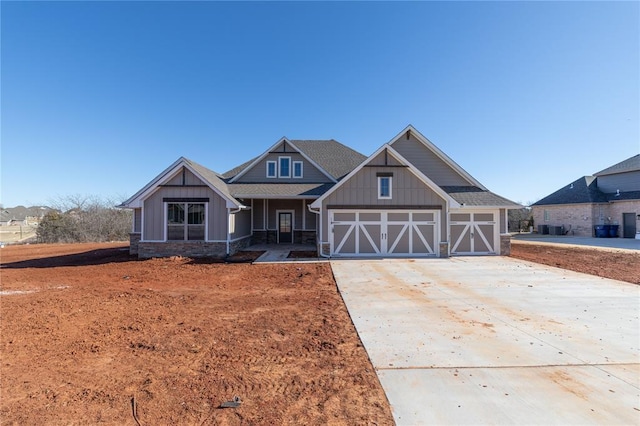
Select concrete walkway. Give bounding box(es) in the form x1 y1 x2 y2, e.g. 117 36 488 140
331 258 640 425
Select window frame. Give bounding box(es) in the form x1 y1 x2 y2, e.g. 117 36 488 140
293 160 303 178
378 176 392 200
165 201 207 241
278 156 291 178
266 160 277 178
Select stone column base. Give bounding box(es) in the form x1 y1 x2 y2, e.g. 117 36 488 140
500 234 512 256
439 241 449 258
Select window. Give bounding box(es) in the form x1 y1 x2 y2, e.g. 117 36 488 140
266 161 276 178
293 161 303 178
167 202 205 240
544 210 550 222
279 157 291 178
378 176 392 199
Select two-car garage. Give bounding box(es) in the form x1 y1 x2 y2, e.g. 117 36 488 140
329 209 499 257
330 210 440 257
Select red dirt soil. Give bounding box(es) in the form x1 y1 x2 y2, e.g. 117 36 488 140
2 241 637 425
1 243 393 425
510 241 640 284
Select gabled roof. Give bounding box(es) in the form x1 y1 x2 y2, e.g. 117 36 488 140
442 186 521 208
119 157 241 209
389 125 487 190
288 140 367 180
224 138 366 182
531 176 609 206
594 154 640 176
311 143 460 209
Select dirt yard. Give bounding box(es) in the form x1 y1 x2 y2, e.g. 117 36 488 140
2 241 638 425
511 240 640 284
0 243 393 425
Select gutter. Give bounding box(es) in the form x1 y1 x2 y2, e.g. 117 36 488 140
226 206 248 255
307 204 330 259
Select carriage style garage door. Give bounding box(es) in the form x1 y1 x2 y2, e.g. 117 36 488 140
330 210 439 257
450 211 498 255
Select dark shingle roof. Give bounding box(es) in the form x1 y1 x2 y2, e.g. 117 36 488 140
289 140 367 180
227 183 334 198
594 154 640 176
441 186 521 207
531 176 609 206
220 156 258 180
606 190 640 202
183 158 238 205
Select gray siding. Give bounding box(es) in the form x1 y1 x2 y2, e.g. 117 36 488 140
320 163 447 240
266 199 306 230
133 208 141 232
392 134 471 186
166 167 205 186
142 186 228 241
252 199 265 230
500 209 506 233
235 140 331 183
597 171 640 193
231 208 252 239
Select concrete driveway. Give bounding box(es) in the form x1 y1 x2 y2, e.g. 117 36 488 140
331 257 640 425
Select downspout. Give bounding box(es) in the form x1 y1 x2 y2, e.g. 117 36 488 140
307 204 330 259
227 206 244 256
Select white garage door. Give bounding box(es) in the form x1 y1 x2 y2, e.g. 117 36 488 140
330 210 439 257
450 211 498 255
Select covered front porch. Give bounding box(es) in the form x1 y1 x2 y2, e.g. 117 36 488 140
245 198 318 245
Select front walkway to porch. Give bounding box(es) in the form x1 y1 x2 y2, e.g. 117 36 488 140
243 243 325 263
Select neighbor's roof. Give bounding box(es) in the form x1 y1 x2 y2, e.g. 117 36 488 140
441 186 522 208
531 176 609 206
594 154 640 176
222 139 367 181
227 183 334 198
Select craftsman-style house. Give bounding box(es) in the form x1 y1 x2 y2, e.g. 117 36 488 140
119 126 520 258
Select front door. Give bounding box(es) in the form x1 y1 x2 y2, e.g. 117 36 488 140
623 213 636 238
278 212 293 243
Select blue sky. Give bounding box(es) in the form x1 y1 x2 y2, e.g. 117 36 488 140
2 1 638 208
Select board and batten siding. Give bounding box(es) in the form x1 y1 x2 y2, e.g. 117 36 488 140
133 209 142 233
165 168 207 186
392 133 470 186
143 186 228 241
320 163 447 241
230 208 252 240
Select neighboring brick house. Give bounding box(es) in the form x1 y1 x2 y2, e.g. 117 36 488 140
119 125 520 258
531 154 640 238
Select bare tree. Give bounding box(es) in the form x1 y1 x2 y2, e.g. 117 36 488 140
37 195 132 243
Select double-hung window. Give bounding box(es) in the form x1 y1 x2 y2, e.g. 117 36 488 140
293 161 303 178
378 175 392 199
167 202 206 240
279 157 291 178
266 161 277 178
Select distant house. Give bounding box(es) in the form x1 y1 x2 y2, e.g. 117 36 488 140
119 125 520 258
0 206 52 226
531 155 640 238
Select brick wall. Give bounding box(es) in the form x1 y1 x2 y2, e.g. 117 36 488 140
532 204 606 237
532 201 640 237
